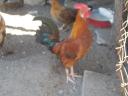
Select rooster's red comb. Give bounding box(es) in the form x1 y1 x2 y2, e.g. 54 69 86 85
74 3 91 18
74 3 89 10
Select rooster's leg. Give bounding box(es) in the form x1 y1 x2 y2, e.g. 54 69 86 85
65 68 75 84
65 67 82 84
70 66 82 79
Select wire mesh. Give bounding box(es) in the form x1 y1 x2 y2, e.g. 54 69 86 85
116 0 128 96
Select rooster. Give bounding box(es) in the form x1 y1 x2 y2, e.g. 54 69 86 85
34 3 93 83
0 14 6 48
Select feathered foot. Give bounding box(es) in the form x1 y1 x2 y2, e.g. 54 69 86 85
65 67 82 84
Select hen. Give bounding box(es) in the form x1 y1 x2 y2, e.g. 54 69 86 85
34 3 92 83
50 0 77 30
0 0 24 9
0 14 6 48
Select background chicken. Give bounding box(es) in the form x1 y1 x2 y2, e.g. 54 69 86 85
0 14 6 48
0 0 24 9
34 3 93 83
50 0 77 30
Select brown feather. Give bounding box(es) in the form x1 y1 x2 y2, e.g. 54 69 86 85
50 0 77 26
0 14 6 47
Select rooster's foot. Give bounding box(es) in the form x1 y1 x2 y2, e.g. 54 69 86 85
65 67 82 84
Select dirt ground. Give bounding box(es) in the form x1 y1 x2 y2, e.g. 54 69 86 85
0 1 117 96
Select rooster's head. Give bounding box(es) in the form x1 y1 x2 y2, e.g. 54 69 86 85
74 3 91 19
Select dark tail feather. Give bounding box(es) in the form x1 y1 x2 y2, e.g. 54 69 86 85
33 16 60 50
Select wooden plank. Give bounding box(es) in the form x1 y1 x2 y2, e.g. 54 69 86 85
115 0 124 40
81 70 120 96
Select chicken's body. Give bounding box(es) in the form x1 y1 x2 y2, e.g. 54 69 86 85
50 0 77 30
0 14 6 47
52 9 93 83
53 13 92 66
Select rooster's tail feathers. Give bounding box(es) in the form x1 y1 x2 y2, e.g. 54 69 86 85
33 16 59 49
33 16 59 33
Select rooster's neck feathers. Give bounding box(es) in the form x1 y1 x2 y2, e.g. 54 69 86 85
70 11 88 39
